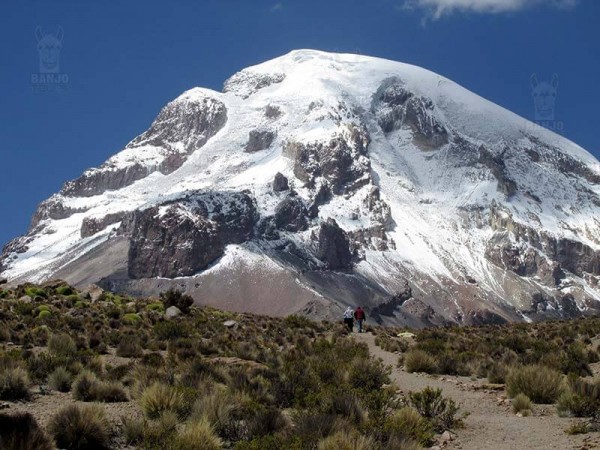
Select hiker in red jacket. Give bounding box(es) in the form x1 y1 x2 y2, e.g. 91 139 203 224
354 307 366 333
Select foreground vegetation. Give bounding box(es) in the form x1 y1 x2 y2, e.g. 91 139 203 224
374 316 600 427
0 282 461 449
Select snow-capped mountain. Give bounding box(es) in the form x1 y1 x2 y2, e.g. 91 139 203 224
3 49 600 326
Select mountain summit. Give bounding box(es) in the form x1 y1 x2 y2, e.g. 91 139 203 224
3 50 600 326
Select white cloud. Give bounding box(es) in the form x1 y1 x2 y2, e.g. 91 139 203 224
405 0 579 19
270 2 284 12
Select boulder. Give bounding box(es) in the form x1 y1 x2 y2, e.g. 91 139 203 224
274 197 308 232
165 306 182 319
245 129 276 153
272 172 289 192
315 218 352 270
223 320 238 328
0 278 7 285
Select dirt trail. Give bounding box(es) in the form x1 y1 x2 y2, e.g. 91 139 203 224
354 332 600 450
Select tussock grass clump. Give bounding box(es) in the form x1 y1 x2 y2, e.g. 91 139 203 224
173 418 223 450
140 382 183 419
506 365 563 404
48 404 110 450
317 430 378 450
47 333 77 358
383 406 433 446
48 366 72 392
0 367 30 400
404 349 437 374
557 375 600 417
116 336 143 358
0 412 54 450
512 393 532 416
72 370 128 402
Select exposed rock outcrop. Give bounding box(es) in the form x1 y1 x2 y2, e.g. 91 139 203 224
374 79 448 149
272 172 289 193
283 124 370 193
245 129 275 153
315 218 352 270
122 192 256 279
274 197 308 232
81 212 126 238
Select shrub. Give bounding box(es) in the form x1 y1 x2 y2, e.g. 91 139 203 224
0 367 29 400
404 349 437 374
506 365 563 403
116 337 143 358
348 357 390 392
37 310 52 320
0 412 54 450
154 321 189 340
48 366 72 392
56 285 75 296
147 302 165 313
24 287 47 298
173 418 223 450
383 406 434 446
317 431 377 450
486 362 508 384
512 393 532 416
123 313 142 324
409 387 461 432
160 289 194 314
48 333 77 358
140 382 183 419
48 404 110 450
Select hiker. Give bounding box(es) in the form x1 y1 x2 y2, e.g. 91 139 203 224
354 306 366 333
343 306 354 331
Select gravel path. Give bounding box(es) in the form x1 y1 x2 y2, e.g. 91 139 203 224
354 331 600 450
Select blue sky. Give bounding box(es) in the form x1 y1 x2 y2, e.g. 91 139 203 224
1 0 599 248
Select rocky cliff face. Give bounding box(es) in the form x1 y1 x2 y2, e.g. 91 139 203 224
3 50 600 326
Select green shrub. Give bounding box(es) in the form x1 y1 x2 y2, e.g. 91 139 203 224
24 287 47 298
0 367 30 400
37 310 52 320
404 349 437 374
147 302 165 313
317 431 377 450
383 406 434 446
140 382 183 419
506 365 563 403
123 313 142 324
56 285 75 296
160 289 194 314
0 412 54 450
409 387 461 432
348 357 390 392
48 404 110 450
512 393 532 416
173 418 223 450
48 366 72 392
48 333 77 358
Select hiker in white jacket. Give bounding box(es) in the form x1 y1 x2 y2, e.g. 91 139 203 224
343 306 354 332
